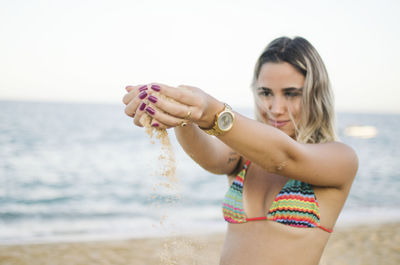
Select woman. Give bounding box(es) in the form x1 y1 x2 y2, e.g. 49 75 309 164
122 36 358 265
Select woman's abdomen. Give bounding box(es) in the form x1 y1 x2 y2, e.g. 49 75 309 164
220 221 329 265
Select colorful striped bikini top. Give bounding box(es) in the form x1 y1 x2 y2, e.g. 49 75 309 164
222 160 332 233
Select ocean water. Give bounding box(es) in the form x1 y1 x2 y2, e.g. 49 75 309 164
0 100 399 244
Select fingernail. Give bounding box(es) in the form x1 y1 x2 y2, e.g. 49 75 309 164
139 91 148 100
151 84 161 91
146 106 155 115
148 95 158 103
151 123 159 127
139 85 148 92
139 102 146 111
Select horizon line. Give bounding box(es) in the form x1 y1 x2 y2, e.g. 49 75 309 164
1 97 399 115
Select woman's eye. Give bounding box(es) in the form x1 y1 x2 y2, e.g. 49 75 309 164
258 91 271 96
285 92 301 97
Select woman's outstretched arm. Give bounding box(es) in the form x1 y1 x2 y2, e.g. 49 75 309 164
174 124 241 175
217 111 358 187
142 83 358 188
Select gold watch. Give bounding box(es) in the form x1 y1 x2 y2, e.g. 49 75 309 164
200 103 235 136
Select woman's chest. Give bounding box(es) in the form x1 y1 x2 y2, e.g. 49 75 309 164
228 163 288 218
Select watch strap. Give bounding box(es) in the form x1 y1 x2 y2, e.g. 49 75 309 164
199 103 233 136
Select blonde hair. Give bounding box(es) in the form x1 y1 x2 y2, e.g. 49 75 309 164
252 37 337 143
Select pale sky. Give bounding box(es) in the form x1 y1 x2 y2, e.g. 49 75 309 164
1 0 399 113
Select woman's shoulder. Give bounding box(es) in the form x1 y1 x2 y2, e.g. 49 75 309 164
322 141 359 183
304 140 357 158
322 141 358 163
288 140 359 187
315 140 358 174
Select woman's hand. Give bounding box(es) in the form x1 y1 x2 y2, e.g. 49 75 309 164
140 83 224 129
123 84 155 127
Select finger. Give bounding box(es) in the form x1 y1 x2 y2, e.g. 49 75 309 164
124 96 142 117
149 118 169 130
124 90 149 118
147 92 198 121
122 84 148 105
125 84 148 92
149 83 198 106
144 103 186 127
125 85 136 92
133 101 149 127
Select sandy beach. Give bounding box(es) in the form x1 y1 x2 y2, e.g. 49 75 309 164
0 222 399 265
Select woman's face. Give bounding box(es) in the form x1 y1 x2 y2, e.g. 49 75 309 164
254 62 305 138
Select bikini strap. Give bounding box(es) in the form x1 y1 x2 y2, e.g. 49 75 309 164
244 159 251 169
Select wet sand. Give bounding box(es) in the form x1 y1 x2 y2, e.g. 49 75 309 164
0 222 399 265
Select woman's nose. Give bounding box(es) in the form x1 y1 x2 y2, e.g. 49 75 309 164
269 97 286 115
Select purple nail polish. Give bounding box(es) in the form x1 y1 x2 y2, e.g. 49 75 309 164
139 91 148 99
151 123 159 127
151 84 161 91
148 95 158 103
139 85 148 92
139 102 146 111
146 106 155 115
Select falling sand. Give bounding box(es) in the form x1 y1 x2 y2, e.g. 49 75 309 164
140 90 198 265
140 100 178 187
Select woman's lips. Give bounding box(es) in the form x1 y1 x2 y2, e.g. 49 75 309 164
268 119 290 128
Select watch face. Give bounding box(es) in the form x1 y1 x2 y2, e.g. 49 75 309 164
218 112 234 131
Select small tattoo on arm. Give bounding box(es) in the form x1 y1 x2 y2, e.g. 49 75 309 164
228 152 238 164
